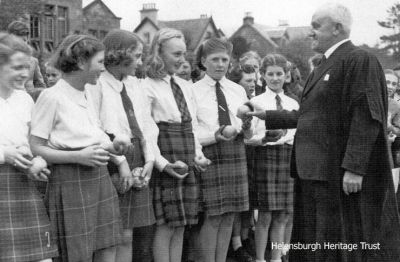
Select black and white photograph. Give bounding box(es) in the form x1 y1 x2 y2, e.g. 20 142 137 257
0 0 400 261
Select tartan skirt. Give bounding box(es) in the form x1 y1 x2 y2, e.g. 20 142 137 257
47 164 121 262
0 165 58 262
110 137 155 229
200 135 249 216
152 122 199 227
252 144 294 212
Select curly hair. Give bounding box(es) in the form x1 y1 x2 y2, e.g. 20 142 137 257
50 34 104 73
103 29 143 68
227 64 255 84
145 28 184 80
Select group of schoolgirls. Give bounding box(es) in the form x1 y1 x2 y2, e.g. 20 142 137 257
0 26 297 262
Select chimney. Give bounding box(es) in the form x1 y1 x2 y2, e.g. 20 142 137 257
200 14 207 19
140 3 158 25
278 19 289 27
243 12 254 25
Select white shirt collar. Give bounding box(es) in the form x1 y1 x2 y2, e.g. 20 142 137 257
102 71 126 93
203 74 228 87
324 39 350 59
265 86 284 98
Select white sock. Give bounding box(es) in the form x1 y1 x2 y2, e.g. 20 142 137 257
270 260 282 262
256 260 266 262
232 236 242 251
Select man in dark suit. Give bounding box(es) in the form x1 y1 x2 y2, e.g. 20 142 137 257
248 3 400 262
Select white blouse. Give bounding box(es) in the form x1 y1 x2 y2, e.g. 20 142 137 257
142 75 204 171
192 74 253 146
87 71 155 163
0 90 33 164
31 79 111 150
245 87 299 146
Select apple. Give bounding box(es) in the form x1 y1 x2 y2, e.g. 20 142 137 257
173 160 189 175
236 105 252 119
113 134 131 153
222 125 237 139
28 157 47 175
195 156 211 168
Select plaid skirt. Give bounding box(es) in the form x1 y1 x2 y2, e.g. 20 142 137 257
152 122 199 227
200 135 249 216
252 144 294 212
109 137 155 229
48 164 121 262
0 165 58 262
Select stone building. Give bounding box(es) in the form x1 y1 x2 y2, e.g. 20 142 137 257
0 0 119 56
230 12 310 58
83 0 121 40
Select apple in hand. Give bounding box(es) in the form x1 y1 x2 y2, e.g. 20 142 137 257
132 167 145 188
174 160 189 175
28 157 47 175
222 125 238 139
237 105 252 119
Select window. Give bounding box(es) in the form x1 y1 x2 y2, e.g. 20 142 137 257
57 6 68 41
99 30 108 39
44 16 54 40
30 16 40 39
144 32 150 44
88 29 98 38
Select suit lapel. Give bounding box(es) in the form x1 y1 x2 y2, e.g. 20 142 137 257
302 41 354 99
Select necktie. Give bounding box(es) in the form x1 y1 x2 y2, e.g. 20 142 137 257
317 55 327 67
170 77 192 122
275 94 283 111
216 81 231 125
120 84 143 139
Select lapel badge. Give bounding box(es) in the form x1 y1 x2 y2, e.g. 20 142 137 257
324 74 330 81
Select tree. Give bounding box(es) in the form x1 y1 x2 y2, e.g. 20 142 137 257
378 2 400 60
278 38 315 81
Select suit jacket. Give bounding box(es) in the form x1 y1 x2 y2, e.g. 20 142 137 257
264 41 400 260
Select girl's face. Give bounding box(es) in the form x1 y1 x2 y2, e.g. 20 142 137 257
264 65 286 93
176 61 191 81
45 66 61 87
239 72 256 97
123 43 143 77
386 73 398 98
160 37 186 75
202 51 230 81
0 52 30 91
82 50 105 85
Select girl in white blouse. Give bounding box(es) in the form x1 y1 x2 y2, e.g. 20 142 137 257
30 35 129 262
0 32 58 262
192 38 253 262
142 28 209 262
87 29 156 262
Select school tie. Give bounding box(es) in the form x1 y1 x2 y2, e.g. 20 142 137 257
215 81 231 125
170 76 192 122
120 84 143 139
275 94 283 111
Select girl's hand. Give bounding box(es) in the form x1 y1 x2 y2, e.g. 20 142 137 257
78 145 110 167
26 157 50 182
194 155 211 172
140 161 154 187
4 146 32 169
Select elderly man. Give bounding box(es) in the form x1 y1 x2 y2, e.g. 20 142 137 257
248 3 400 262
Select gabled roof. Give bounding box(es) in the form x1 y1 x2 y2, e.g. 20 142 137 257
83 0 121 20
134 16 221 51
134 16 159 32
230 23 278 48
230 22 310 46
